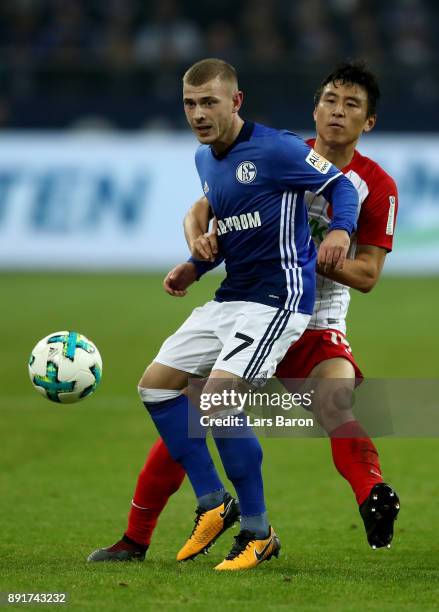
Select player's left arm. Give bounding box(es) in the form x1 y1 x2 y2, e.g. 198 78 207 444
317 177 358 272
318 170 398 292
274 134 358 271
317 244 386 293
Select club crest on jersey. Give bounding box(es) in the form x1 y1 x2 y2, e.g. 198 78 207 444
305 149 331 174
236 161 257 183
203 180 209 194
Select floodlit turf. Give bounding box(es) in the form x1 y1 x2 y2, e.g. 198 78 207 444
1 273 439 611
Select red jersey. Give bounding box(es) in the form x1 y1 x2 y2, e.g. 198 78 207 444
305 138 398 333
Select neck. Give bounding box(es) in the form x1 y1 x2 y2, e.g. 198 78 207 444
211 115 244 155
313 135 358 170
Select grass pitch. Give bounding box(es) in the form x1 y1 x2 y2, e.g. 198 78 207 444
1 273 439 611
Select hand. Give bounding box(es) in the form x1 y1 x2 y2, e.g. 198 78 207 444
163 262 198 297
189 219 218 262
317 229 350 273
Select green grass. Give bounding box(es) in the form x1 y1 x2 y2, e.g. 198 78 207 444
1 273 439 611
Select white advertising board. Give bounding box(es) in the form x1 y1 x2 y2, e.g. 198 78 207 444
0 132 437 273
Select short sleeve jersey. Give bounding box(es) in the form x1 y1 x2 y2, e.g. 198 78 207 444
305 138 398 332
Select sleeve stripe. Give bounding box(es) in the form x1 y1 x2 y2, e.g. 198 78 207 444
386 196 396 235
315 171 342 196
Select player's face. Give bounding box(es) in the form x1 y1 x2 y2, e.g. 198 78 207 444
313 81 376 147
183 77 242 146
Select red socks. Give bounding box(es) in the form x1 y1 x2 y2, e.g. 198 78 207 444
125 437 185 546
330 421 383 506
125 422 382 546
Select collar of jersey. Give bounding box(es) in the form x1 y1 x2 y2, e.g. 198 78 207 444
210 121 255 160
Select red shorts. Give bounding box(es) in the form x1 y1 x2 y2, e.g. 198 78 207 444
275 328 363 380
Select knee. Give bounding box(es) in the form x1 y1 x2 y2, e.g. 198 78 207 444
313 382 355 431
138 386 182 405
319 383 355 415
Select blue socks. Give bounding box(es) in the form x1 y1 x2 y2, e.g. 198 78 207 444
144 394 224 499
212 421 268 537
241 512 269 538
197 489 226 510
145 394 269 535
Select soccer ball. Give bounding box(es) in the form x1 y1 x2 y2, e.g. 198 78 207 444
28 331 103 403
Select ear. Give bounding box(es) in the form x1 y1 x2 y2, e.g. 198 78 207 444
232 91 244 113
363 114 376 133
313 107 317 123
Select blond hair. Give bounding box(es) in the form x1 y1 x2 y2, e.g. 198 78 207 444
183 58 238 90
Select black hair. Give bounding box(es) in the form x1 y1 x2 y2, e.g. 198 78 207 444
314 60 380 117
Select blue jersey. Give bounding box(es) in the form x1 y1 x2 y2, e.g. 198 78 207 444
194 121 358 314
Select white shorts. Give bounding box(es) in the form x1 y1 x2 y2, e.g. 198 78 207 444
155 300 310 383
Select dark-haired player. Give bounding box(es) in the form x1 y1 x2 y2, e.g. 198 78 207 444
278 61 400 549
88 61 397 564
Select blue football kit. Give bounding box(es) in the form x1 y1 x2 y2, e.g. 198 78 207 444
143 119 359 542
193 121 358 314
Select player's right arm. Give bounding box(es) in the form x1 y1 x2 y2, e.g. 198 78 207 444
163 251 224 297
184 196 218 262
163 197 223 297
183 196 224 280
163 261 199 297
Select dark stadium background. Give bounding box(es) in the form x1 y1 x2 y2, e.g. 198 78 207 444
0 0 438 131
1 2 438 610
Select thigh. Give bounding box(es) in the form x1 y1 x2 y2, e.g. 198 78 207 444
154 301 223 377
138 361 190 390
214 302 310 383
276 329 364 381
310 356 355 379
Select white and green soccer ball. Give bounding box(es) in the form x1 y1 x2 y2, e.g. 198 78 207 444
28 331 103 403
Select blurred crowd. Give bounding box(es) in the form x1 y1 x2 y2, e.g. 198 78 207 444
0 0 438 130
